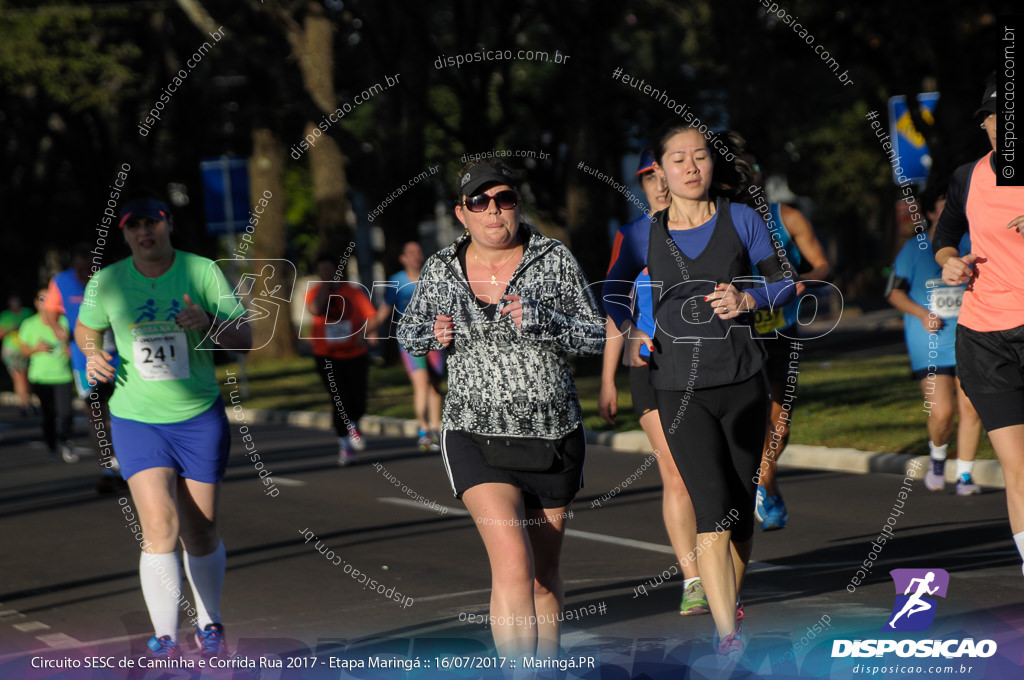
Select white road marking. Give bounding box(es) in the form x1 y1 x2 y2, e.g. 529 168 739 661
13 621 50 632
377 497 466 515
273 477 306 487
36 633 81 648
377 497 772 569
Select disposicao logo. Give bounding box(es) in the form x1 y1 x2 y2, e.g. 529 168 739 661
832 568 997 659
884 568 949 632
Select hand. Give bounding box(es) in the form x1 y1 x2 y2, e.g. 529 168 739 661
706 283 751 320
33 340 52 354
599 381 618 425
941 253 976 287
794 279 807 296
500 294 523 329
86 349 116 384
176 294 213 331
433 315 455 347
623 322 653 368
1007 215 1024 237
922 314 944 333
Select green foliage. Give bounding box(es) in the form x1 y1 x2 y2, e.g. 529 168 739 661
284 163 318 269
0 1 140 111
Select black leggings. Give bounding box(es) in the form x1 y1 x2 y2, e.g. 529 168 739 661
314 354 369 437
656 371 769 542
31 381 73 452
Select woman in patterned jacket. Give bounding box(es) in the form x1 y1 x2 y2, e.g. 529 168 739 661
397 160 605 659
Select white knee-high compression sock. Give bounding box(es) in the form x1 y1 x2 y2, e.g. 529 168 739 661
139 552 182 639
183 541 226 629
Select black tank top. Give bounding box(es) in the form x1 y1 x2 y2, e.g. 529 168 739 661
646 198 766 390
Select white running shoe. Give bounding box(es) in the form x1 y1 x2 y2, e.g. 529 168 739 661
924 460 945 491
347 425 366 451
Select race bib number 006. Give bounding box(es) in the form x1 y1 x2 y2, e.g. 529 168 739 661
926 279 965 320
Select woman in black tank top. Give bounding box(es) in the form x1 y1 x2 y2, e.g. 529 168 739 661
608 125 795 657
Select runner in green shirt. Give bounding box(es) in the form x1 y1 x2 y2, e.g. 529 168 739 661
75 195 251 660
19 289 77 462
0 293 33 415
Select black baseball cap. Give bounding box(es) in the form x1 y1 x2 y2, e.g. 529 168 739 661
458 162 517 196
973 82 998 118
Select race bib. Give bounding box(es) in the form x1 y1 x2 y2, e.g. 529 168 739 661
131 322 189 381
753 308 786 334
926 279 965 319
325 320 353 343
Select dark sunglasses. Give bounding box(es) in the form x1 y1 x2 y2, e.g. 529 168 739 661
463 190 518 213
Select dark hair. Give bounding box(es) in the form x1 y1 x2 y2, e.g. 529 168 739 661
922 182 948 215
71 242 93 260
652 123 755 206
314 252 336 266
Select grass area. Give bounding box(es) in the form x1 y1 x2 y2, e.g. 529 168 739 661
218 350 994 459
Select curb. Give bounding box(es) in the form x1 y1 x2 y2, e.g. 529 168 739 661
5 390 1004 490
232 407 1007 491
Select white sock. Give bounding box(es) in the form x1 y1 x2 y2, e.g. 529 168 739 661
683 576 700 587
139 552 182 640
956 460 975 479
183 541 226 629
928 442 948 461
1014 532 1024 574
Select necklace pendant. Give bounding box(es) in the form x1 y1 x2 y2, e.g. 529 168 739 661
490 274 498 286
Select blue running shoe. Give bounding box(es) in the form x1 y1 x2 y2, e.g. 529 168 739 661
147 635 181 659
761 495 788 531
754 486 767 523
195 623 227 659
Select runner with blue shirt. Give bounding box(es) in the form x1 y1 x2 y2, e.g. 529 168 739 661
887 188 981 494
375 241 444 451
604 125 796 657
600 150 707 616
746 155 832 531
43 244 125 488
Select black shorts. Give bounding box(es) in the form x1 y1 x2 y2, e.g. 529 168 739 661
440 427 586 509
629 364 658 419
763 328 800 389
911 365 956 382
956 324 1024 431
656 372 769 542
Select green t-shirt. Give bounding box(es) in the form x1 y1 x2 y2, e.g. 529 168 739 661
79 250 245 423
0 307 32 354
18 314 72 384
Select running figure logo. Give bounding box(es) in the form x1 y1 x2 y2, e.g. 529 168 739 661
883 568 949 632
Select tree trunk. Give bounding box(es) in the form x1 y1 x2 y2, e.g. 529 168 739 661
249 126 296 359
291 2 353 258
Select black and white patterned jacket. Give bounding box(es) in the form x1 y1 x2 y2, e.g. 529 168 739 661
397 225 605 439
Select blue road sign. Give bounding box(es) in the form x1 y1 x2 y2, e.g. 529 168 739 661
888 93 940 185
200 156 250 235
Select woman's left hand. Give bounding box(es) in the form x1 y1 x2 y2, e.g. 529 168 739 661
501 294 523 329
706 283 753 320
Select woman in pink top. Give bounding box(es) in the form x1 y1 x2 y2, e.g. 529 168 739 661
934 78 1024 575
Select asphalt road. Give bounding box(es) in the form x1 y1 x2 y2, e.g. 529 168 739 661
1 400 1023 679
